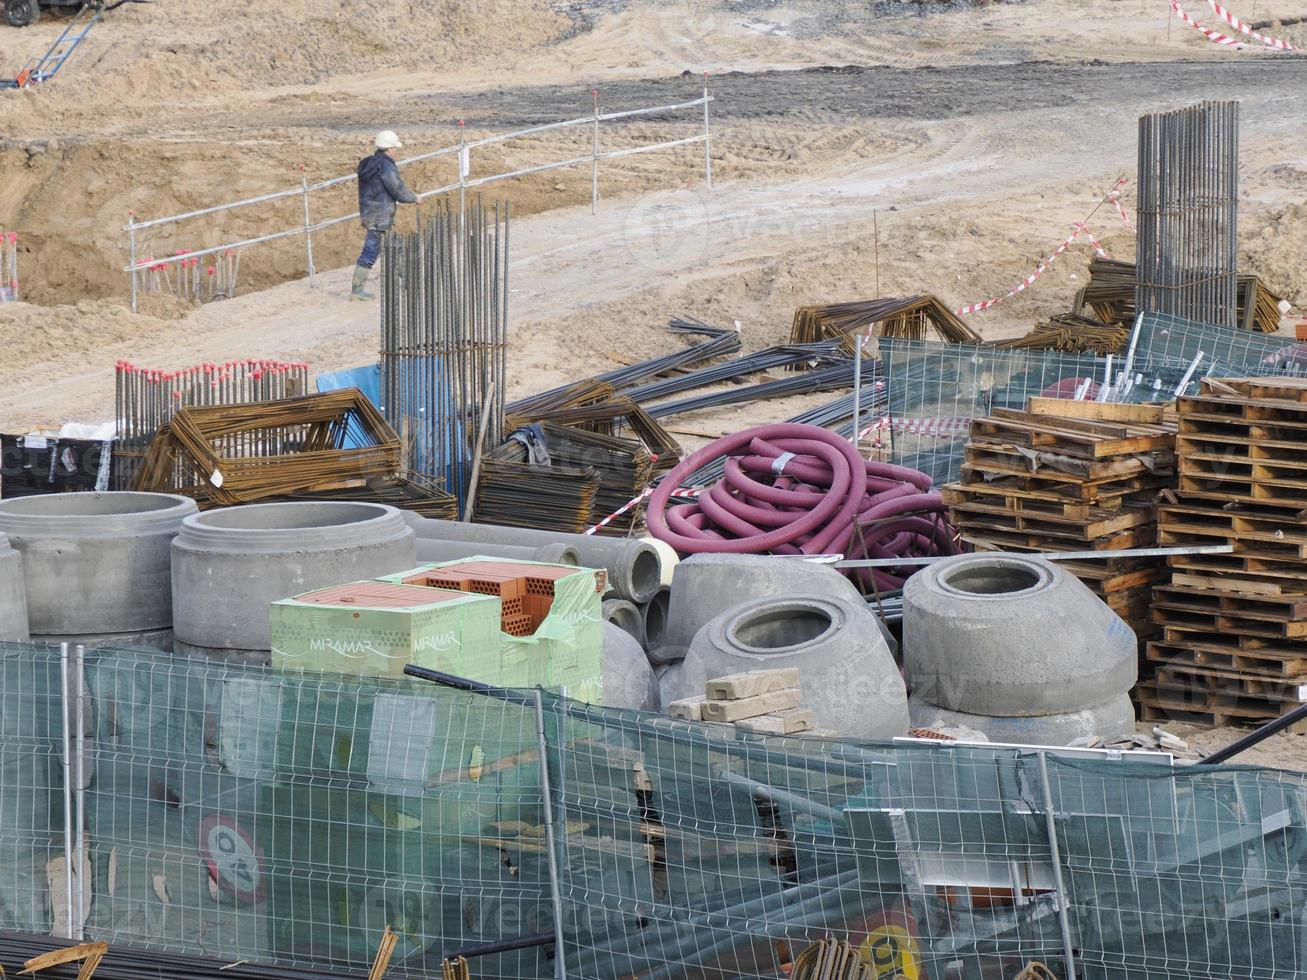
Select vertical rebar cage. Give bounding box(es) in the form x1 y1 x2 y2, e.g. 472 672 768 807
380 199 508 508
1136 100 1240 328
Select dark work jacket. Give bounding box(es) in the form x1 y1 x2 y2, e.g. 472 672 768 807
357 150 417 231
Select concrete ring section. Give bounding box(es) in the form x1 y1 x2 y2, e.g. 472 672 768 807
641 586 671 655
172 502 415 655
0 492 197 634
414 538 580 567
399 514 660 603
657 553 867 664
682 593 908 740
909 691 1138 747
903 553 1137 717
601 621 659 712
602 598 647 650
0 536 29 642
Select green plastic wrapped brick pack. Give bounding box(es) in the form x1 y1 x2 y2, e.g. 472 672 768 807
377 558 605 703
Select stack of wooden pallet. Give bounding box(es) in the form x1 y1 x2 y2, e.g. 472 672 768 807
1142 377 1307 728
942 398 1177 642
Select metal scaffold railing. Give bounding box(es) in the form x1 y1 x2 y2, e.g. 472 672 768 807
121 82 716 311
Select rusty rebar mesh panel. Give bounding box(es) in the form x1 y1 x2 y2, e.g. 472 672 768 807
789 296 982 348
133 388 402 507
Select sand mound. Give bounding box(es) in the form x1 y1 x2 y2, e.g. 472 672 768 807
0 299 172 372
1245 200 1307 309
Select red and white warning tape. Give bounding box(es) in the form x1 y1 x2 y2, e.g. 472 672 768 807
1206 0 1297 50
1171 0 1242 44
584 485 708 535
955 224 1094 315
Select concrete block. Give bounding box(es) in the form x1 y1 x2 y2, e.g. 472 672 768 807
903 554 1136 717
0 492 196 634
677 593 908 740
734 708 815 735
796 728 843 739
666 695 706 721
706 668 800 700
701 688 800 722
171 502 415 657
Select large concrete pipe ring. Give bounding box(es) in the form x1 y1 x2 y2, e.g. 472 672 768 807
602 621 659 712
681 593 908 740
0 492 196 635
400 514 661 603
656 553 867 663
0 536 28 642
903 554 1137 717
909 692 1137 746
172 502 415 661
602 598 647 649
414 538 580 567
641 586 671 655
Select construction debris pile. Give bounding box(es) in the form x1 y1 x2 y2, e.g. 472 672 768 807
1142 376 1307 727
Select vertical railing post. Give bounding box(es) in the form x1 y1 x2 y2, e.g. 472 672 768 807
533 689 568 980
301 172 317 288
1037 751 1079 980
702 72 713 190
59 642 74 939
73 643 86 941
591 89 600 215
127 214 138 313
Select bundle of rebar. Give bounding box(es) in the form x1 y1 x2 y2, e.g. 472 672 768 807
789 296 981 348
619 340 848 404
134 388 402 506
471 457 599 531
1137 100 1240 327
991 314 1129 354
114 358 310 489
1076 258 1282 332
0 230 18 302
487 422 654 535
510 396 682 473
381 198 508 511
270 475 459 519
142 249 241 303
505 317 741 416
645 358 857 418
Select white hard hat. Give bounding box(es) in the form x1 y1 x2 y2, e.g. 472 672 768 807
375 130 403 150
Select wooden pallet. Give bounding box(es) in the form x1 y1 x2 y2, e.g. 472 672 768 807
961 444 1173 490
943 482 1155 520
1147 640 1307 682
969 409 1175 459
1136 676 1305 721
1151 596 1307 639
958 525 1156 553
1135 687 1307 729
1168 554 1307 592
947 498 1153 537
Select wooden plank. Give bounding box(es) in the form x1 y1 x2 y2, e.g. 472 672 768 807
1026 397 1170 424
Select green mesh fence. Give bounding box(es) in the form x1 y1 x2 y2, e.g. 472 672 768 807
1131 312 1307 381
0 644 1305 979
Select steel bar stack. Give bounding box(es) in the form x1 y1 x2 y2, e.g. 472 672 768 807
1136 101 1240 328
114 359 309 489
1076 258 1283 332
992 314 1129 355
1145 376 1307 728
789 296 981 347
133 389 401 506
381 198 508 511
943 400 1178 646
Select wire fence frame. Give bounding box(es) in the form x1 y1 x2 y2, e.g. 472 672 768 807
122 82 716 311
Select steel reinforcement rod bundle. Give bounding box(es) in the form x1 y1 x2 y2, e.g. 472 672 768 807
647 422 957 590
114 358 310 489
619 339 848 404
381 197 507 509
644 358 857 419
504 317 741 415
1136 100 1239 327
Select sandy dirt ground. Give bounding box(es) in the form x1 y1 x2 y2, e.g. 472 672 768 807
3 0 1307 765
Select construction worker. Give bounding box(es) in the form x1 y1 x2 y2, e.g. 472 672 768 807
351 130 418 301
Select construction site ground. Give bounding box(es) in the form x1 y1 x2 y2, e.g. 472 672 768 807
2 0 1306 764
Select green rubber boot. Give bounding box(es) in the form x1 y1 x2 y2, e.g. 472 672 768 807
350 265 374 301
